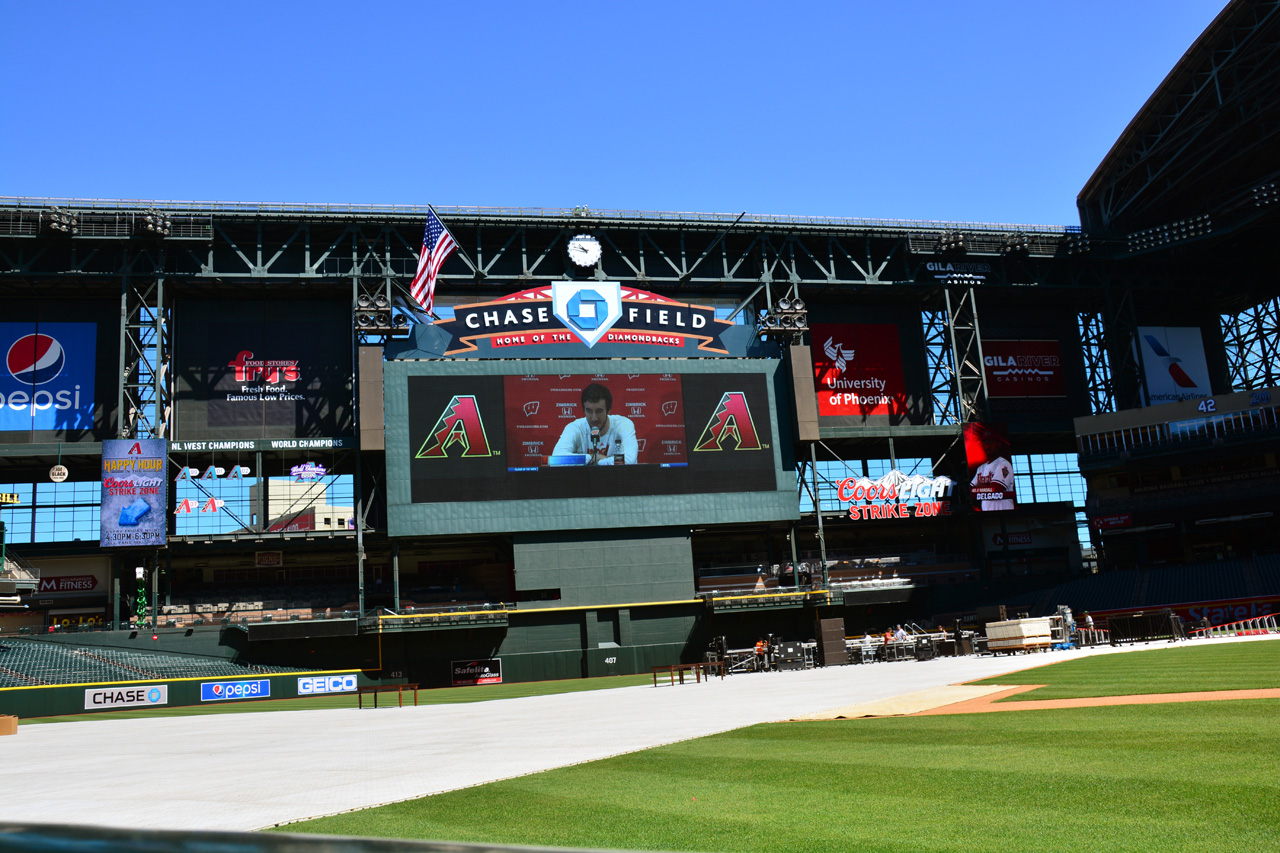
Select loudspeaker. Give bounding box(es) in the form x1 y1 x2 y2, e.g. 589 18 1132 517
817 641 847 667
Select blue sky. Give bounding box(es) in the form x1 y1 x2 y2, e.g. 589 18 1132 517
1 1 1227 226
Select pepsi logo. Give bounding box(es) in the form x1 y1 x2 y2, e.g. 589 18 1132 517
7 334 66 385
212 684 224 697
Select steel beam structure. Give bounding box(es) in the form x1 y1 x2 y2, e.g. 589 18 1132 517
117 248 170 440
943 284 988 424
1079 0 1280 235
1222 295 1280 390
1077 310 1117 415
922 307 960 427
1101 288 1147 412
0 197 1275 458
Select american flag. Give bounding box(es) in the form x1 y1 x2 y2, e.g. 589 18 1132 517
409 209 457 314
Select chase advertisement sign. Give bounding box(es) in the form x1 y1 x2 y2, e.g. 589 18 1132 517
437 284 729 355
84 685 168 710
552 282 624 347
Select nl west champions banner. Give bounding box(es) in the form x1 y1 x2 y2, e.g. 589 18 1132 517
1136 326 1212 406
0 322 97 433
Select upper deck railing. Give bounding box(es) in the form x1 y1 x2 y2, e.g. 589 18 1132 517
0 196 1076 234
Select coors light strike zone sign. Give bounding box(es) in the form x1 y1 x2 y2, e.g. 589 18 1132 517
837 471 955 521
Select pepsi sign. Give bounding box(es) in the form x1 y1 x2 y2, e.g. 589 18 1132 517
201 679 270 702
0 323 96 432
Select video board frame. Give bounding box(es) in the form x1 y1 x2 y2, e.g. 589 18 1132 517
172 298 354 442
385 359 799 537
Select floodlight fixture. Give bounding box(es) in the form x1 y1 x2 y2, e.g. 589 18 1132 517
936 230 966 254
46 207 79 235
138 208 172 237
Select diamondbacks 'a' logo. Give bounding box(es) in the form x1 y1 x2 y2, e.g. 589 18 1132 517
416 396 493 458
694 392 762 451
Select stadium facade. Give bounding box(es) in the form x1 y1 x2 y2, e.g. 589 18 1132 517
1 0 1277 692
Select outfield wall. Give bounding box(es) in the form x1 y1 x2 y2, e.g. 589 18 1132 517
0 669 369 719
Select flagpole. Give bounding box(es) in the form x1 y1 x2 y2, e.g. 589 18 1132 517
427 204 478 277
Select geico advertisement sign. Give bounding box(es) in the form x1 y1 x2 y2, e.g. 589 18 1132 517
201 679 271 702
84 685 168 710
298 674 358 695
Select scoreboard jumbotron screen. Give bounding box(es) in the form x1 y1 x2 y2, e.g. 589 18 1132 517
384 360 798 536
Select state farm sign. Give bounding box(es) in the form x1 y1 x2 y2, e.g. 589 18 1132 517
38 575 99 593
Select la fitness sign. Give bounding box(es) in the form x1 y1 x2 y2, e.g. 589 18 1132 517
838 471 954 521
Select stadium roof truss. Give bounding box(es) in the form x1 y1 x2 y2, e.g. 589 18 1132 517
0 199 1076 293
1078 0 1280 240
1 195 1275 448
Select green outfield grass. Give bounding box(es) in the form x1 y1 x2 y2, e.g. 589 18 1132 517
21 673 653 724
278 641 1280 852
280 702 1280 852
972 639 1280 700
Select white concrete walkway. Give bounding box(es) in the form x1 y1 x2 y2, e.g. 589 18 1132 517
0 636 1271 833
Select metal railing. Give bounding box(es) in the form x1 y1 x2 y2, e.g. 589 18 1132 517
1076 627 1111 646
1189 614 1279 638
0 195 1077 233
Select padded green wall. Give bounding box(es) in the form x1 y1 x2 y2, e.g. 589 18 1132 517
513 527 694 607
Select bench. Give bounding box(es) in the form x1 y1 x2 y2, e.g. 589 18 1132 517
355 683 420 709
651 661 725 686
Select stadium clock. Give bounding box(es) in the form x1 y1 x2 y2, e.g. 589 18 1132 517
567 234 602 268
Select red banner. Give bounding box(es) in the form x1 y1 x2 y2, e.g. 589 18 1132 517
811 324 908 417
982 340 1066 397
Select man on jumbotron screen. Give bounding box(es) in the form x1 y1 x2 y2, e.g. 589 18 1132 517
551 382 638 465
